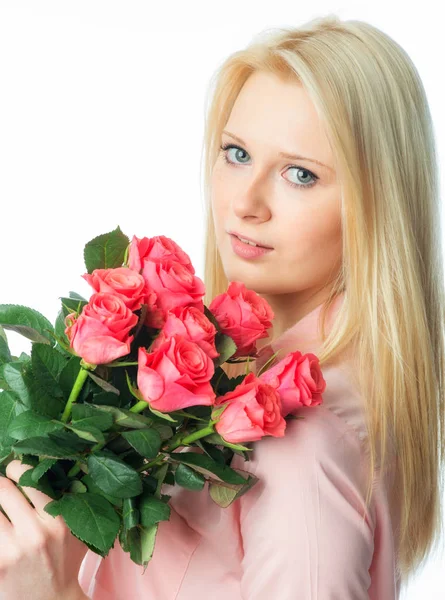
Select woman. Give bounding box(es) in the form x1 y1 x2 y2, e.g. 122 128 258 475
2 14 444 599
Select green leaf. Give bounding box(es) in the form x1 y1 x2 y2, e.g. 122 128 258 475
19 455 39 467
91 391 120 406
65 422 106 444
209 403 229 422
21 363 65 418
60 297 88 319
0 390 19 440
17 468 57 499
208 469 259 508
72 403 114 432
89 405 157 430
84 227 130 274
168 409 202 423
31 344 67 399
12 436 84 459
146 403 178 423
121 428 162 459
170 452 248 485
194 439 227 463
44 329 72 355
211 368 245 396
122 497 139 530
183 405 212 420
80 474 123 508
54 309 69 348
138 493 171 528
86 404 173 441
0 334 11 364
0 325 7 343
7 410 64 441
47 429 94 452
174 463 206 491
141 475 158 496
0 363 31 406
36 461 70 493
87 372 120 395
128 523 158 570
31 458 58 482
69 291 88 301
120 450 146 471
204 431 253 453
151 462 169 496
214 333 237 367
87 451 143 498
43 492 121 555
148 423 173 442
0 447 13 466
104 435 132 454
43 500 63 517
1 360 64 418
68 480 88 493
0 305 54 344
118 524 130 552
59 357 82 400
112 368 135 405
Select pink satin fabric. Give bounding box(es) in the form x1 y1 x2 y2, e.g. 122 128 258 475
79 291 401 599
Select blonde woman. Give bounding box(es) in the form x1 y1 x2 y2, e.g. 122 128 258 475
3 14 444 600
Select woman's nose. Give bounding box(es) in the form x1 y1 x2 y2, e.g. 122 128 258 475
231 173 272 221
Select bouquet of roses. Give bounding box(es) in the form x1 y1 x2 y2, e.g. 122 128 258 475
0 227 326 571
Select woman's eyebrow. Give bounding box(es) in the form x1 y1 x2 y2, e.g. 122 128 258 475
221 129 334 172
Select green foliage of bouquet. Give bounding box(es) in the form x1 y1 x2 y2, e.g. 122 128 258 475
0 227 325 571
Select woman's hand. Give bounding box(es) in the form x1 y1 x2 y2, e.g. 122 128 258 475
0 459 90 600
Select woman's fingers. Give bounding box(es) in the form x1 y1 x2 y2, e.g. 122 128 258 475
0 460 89 599
3 460 64 532
0 494 14 534
0 475 43 542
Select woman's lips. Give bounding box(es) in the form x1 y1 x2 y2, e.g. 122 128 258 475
230 234 274 259
228 231 273 249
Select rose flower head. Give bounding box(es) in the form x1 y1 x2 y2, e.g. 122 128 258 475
128 235 195 274
82 267 146 311
259 350 326 417
212 372 286 444
209 281 274 358
151 305 219 359
137 334 216 412
64 292 138 365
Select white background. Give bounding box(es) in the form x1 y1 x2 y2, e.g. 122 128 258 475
0 2 443 597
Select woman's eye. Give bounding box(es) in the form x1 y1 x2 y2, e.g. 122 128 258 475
219 143 319 189
286 166 317 188
222 144 250 164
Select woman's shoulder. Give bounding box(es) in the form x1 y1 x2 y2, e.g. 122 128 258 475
257 357 371 462
236 400 370 481
231 360 376 518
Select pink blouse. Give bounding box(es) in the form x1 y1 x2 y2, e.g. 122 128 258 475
78 291 402 599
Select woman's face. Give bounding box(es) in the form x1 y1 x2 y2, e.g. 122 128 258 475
210 70 342 328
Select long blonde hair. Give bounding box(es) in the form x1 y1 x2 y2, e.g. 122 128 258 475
199 14 445 587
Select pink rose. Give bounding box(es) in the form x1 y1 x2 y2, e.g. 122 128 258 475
128 235 195 274
151 306 219 359
212 372 286 443
259 351 326 417
209 281 274 358
82 267 146 311
64 292 138 365
137 334 216 412
143 289 166 330
141 259 205 317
